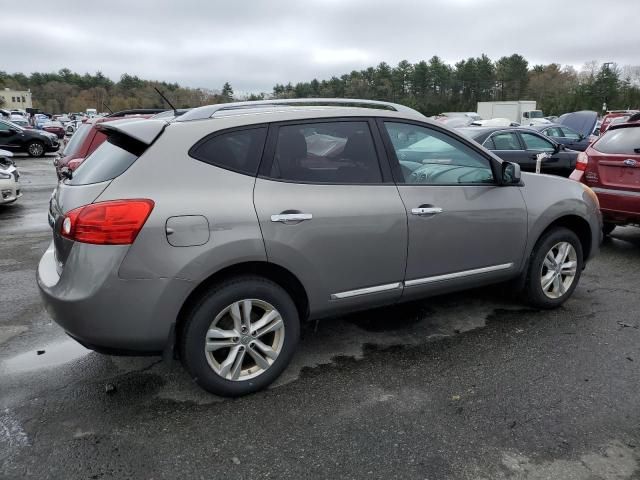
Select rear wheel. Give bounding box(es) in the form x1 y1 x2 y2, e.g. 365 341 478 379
523 227 583 309
602 222 616 236
180 276 300 397
27 141 45 157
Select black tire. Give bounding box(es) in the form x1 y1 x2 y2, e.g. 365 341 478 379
27 141 45 157
523 227 583 309
180 275 300 397
602 222 616 236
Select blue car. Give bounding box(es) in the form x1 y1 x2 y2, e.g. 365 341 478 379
529 123 591 151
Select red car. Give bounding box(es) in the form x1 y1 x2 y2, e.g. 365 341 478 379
599 110 639 134
570 112 640 234
42 121 66 139
54 109 165 179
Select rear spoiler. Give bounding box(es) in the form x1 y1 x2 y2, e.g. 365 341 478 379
96 119 167 145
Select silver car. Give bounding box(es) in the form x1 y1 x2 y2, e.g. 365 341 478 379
37 99 602 396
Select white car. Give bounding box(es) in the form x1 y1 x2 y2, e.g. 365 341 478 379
0 149 21 205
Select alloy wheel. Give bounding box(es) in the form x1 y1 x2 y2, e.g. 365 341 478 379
204 299 285 381
28 143 44 156
540 241 578 299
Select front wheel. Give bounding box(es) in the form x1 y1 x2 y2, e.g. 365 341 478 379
27 141 45 157
523 227 583 309
180 276 300 397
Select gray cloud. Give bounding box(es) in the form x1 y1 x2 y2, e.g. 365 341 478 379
2 0 639 93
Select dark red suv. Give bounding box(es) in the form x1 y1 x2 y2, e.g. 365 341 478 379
570 112 640 234
54 109 165 179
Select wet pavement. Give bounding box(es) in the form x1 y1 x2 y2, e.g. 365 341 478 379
1 157 640 479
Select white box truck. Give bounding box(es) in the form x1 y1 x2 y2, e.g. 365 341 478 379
477 101 543 125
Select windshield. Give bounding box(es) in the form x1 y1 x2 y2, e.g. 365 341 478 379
593 126 640 155
62 123 91 156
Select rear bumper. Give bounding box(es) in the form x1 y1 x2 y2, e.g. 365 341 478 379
591 187 640 224
37 241 193 354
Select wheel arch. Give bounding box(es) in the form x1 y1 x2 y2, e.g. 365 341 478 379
537 214 593 262
174 261 310 351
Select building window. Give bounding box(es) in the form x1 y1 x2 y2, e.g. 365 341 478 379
11 97 15 102
21 96 25 103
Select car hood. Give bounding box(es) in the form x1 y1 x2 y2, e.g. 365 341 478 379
557 111 598 138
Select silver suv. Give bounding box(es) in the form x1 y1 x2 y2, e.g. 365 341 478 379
38 99 601 396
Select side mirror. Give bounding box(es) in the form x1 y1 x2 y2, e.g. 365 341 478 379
578 134 585 140
502 161 521 185
553 144 561 154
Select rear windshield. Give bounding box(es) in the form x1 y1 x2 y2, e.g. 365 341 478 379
68 133 145 185
63 123 91 156
593 126 640 155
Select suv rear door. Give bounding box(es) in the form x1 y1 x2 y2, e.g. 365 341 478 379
253 119 407 318
378 119 527 299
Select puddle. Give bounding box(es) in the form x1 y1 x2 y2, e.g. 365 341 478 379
0 338 91 375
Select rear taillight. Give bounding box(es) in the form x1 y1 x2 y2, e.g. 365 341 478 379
575 152 589 171
61 199 154 245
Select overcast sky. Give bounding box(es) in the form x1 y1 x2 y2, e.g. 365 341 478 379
3 0 639 93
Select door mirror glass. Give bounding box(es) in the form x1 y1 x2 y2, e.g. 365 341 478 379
502 161 521 184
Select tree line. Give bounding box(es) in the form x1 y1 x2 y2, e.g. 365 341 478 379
273 55 640 116
0 68 236 113
1 54 639 116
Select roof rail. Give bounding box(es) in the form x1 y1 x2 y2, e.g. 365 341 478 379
176 98 424 122
106 108 167 117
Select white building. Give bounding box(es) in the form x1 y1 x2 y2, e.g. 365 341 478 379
0 88 33 110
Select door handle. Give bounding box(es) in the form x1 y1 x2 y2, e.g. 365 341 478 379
411 207 443 216
271 213 313 223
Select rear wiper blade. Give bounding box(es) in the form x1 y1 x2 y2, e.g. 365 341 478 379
633 148 640 154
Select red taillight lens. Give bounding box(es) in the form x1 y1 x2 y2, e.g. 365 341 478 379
575 152 589 171
61 199 154 245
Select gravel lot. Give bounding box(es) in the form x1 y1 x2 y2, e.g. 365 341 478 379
1 157 640 479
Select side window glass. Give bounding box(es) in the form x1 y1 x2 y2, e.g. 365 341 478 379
0 122 10 131
270 121 382 184
560 127 581 140
520 132 556 152
488 132 521 150
384 122 494 185
190 127 267 176
545 127 564 137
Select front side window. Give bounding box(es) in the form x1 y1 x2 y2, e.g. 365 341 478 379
190 127 267 176
485 132 521 151
0 121 11 132
520 132 556 152
269 121 382 183
384 122 494 185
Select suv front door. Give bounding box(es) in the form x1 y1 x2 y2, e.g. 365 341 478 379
254 119 408 318
378 120 528 299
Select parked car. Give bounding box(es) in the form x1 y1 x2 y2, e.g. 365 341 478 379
42 121 66 139
7 117 33 129
0 149 21 205
54 111 162 178
33 114 50 129
599 110 639 134
530 123 591 151
459 126 578 177
0 119 60 157
37 99 602 397
570 112 640 235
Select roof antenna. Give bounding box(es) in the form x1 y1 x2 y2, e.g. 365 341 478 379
102 102 114 114
154 86 178 116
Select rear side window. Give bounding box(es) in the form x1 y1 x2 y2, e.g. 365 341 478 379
190 127 267 176
62 123 91 156
269 121 382 184
68 133 145 185
594 127 640 155
486 132 521 150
